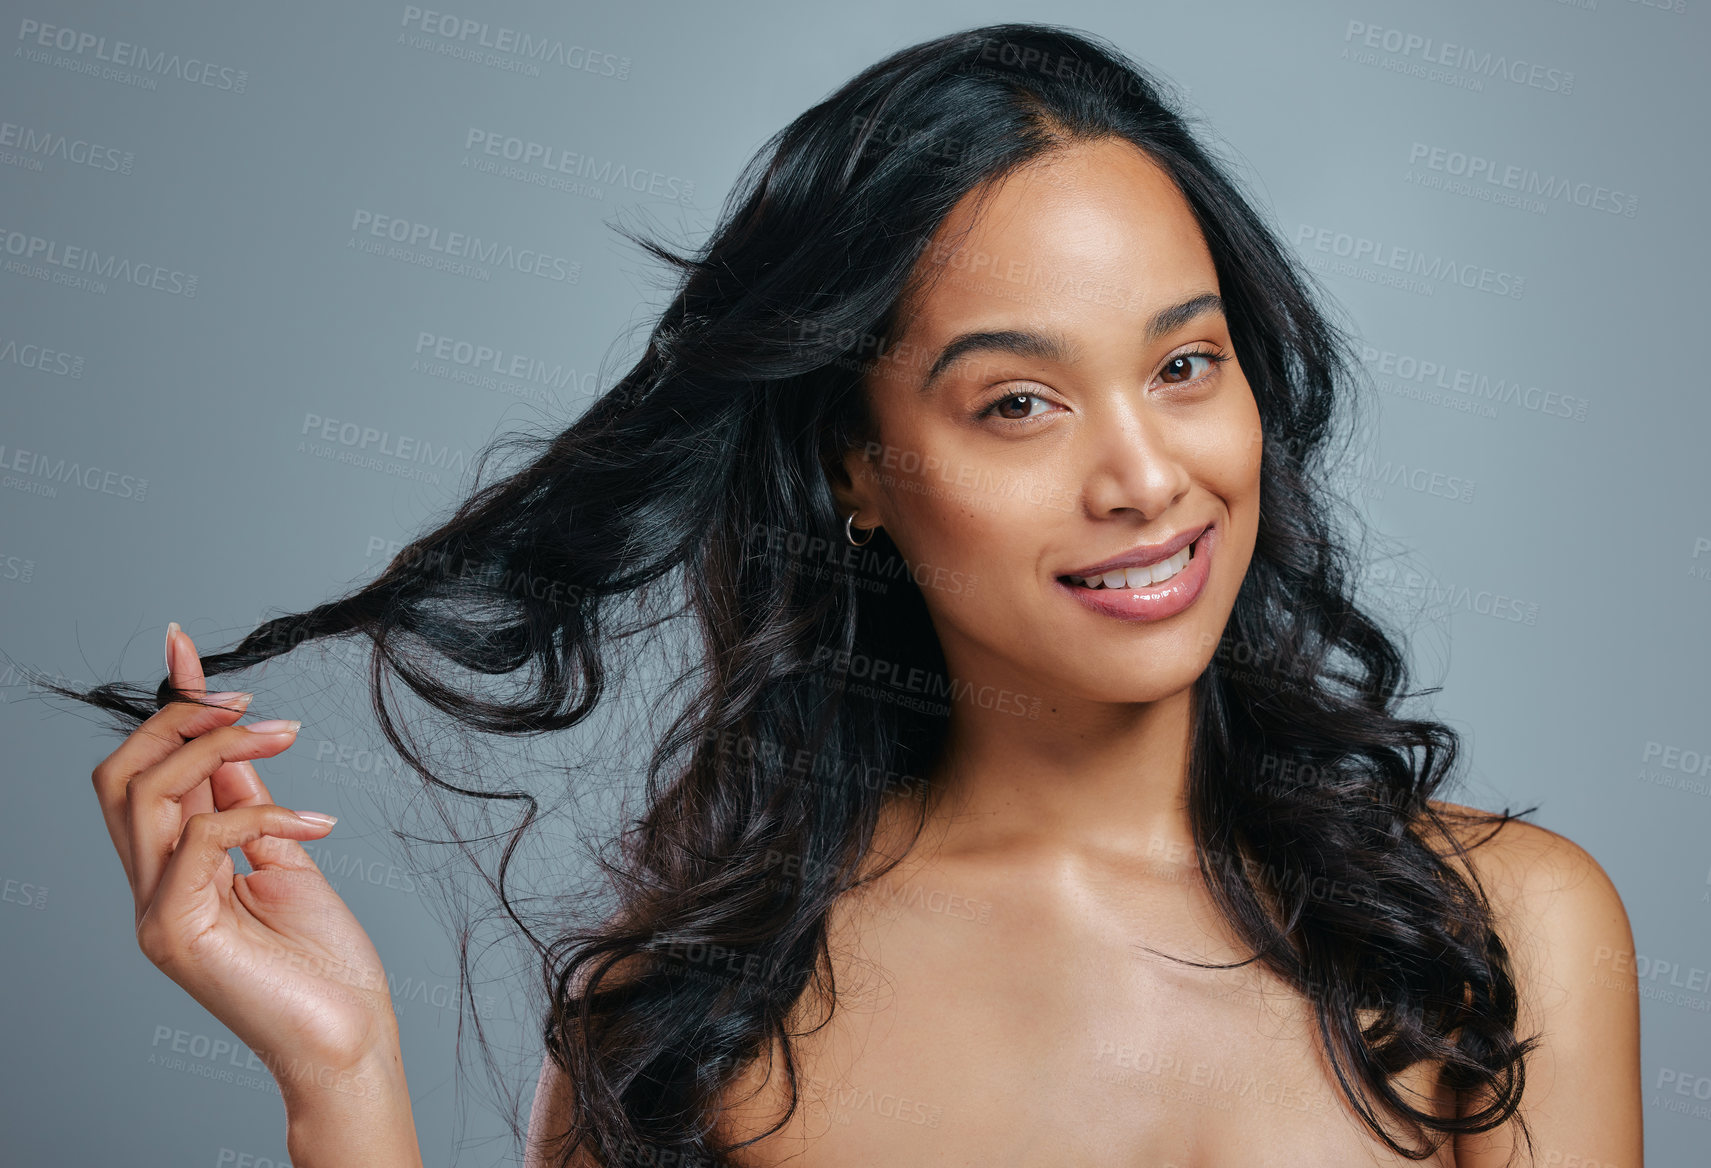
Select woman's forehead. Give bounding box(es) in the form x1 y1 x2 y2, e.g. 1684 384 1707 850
894 140 1218 338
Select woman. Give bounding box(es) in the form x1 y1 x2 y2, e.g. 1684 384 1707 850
66 23 1640 1168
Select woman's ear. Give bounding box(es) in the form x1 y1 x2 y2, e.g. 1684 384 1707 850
826 439 883 526
820 384 886 527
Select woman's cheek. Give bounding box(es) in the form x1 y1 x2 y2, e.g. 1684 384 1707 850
1209 390 1264 495
918 506 1002 602
891 500 1011 619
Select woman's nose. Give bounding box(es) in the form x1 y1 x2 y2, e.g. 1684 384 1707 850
1076 405 1194 521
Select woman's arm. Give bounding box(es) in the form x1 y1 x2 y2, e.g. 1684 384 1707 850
91 624 424 1167
284 1040 423 1168
1448 814 1643 1167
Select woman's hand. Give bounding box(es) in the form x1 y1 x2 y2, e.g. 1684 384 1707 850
90 622 408 1113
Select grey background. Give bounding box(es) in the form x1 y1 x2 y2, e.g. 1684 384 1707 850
3 0 1707 1164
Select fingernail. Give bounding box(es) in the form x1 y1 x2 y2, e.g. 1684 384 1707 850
294 810 337 828
165 621 180 673
245 719 301 735
204 691 253 709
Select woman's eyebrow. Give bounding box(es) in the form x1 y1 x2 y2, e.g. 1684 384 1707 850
918 291 1226 394
1142 291 1225 345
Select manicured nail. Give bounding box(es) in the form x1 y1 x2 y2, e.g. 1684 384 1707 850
165 622 180 673
294 810 337 828
203 691 253 709
245 719 301 735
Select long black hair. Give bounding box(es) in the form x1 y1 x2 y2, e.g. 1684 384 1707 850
43 22 1540 1165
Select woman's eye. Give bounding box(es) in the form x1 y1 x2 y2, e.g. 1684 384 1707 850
1159 350 1228 386
982 392 1053 422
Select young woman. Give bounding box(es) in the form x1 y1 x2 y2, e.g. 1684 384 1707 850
69 23 1641 1168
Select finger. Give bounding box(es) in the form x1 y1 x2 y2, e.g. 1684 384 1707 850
128 721 303 915
166 623 218 822
212 758 319 873
136 804 337 959
92 617 255 817
93 693 255 808
169 626 273 830
91 692 253 886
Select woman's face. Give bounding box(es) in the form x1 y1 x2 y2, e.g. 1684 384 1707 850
836 136 1263 707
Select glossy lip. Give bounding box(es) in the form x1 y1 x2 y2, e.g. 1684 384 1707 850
1056 524 1216 623
1060 521 1212 579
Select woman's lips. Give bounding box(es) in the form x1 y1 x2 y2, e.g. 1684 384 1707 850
1056 525 1216 622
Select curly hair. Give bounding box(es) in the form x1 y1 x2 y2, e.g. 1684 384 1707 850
44 22 1540 1166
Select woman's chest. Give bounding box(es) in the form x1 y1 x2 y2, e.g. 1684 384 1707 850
712 868 1458 1167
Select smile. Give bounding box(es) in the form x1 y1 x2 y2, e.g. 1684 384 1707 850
1065 540 1194 590
1055 526 1216 623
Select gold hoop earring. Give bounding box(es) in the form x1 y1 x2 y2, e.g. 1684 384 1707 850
845 511 877 547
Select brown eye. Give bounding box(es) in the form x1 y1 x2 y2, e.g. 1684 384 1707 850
1159 351 1224 385
1161 355 1196 383
987 393 1050 421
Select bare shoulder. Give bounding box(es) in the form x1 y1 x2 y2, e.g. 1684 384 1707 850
1421 799 1644 1168
1418 797 1636 1014
1421 798 1631 935
526 951 651 1168
527 1049 586 1168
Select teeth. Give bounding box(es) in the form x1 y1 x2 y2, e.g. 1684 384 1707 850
1070 542 1194 590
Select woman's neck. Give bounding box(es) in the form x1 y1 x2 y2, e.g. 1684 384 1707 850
918 682 1199 868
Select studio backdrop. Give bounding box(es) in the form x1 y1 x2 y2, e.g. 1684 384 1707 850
2 1 1706 1164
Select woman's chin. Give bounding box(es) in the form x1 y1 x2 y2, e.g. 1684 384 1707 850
1035 668 1207 709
